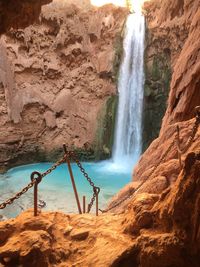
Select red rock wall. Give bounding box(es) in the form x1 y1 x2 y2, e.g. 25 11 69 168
0 0 52 34
144 0 200 127
0 1 127 169
135 0 200 180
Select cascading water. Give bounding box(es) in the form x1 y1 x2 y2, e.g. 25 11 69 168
112 11 145 169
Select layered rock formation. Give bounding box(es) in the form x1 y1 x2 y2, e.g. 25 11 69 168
142 0 200 150
0 1 127 170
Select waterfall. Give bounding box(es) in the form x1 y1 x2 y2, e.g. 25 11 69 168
112 12 145 167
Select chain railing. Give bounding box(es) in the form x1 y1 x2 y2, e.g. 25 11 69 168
0 180 36 210
0 155 66 212
176 106 200 168
0 146 100 216
67 149 100 214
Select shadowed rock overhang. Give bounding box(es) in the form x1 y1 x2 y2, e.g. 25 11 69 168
0 0 52 34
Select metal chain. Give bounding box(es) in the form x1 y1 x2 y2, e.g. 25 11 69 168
0 181 35 209
101 139 175 213
99 191 132 213
67 150 100 212
2 109 198 213
102 109 200 213
0 155 66 210
176 111 200 154
41 155 67 178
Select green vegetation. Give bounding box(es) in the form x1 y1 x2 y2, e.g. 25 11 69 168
151 57 161 81
94 95 118 160
112 30 124 83
142 52 172 152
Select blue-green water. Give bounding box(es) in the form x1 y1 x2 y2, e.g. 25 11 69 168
0 161 131 218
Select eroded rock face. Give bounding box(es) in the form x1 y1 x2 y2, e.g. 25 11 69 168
142 0 200 150
0 2 127 168
145 0 200 126
135 0 200 183
141 0 200 171
118 152 200 267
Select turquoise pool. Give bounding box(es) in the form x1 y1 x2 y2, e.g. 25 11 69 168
0 160 131 218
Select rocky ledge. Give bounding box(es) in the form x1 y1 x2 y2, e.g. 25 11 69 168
0 151 200 267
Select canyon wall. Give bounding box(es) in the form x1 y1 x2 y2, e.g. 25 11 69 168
105 1 200 265
0 1 127 170
109 0 200 224
134 0 200 180
0 1 200 267
142 0 198 150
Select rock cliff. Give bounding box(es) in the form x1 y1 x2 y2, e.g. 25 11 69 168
143 0 200 127
111 0 200 202
136 0 200 180
0 1 127 170
142 0 199 150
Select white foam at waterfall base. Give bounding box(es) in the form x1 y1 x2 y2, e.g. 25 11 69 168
95 13 145 178
98 154 139 174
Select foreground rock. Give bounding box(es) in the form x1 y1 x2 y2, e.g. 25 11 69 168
0 211 133 267
1 152 200 266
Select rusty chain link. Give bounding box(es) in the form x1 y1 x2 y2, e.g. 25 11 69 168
66 150 100 213
0 180 35 209
0 155 66 210
102 108 200 213
41 155 67 178
99 191 132 213
101 137 176 213
176 107 200 154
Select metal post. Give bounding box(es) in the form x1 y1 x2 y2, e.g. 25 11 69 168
33 183 38 216
96 191 99 216
87 204 90 213
31 171 42 217
63 145 82 214
83 196 86 213
176 125 182 169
